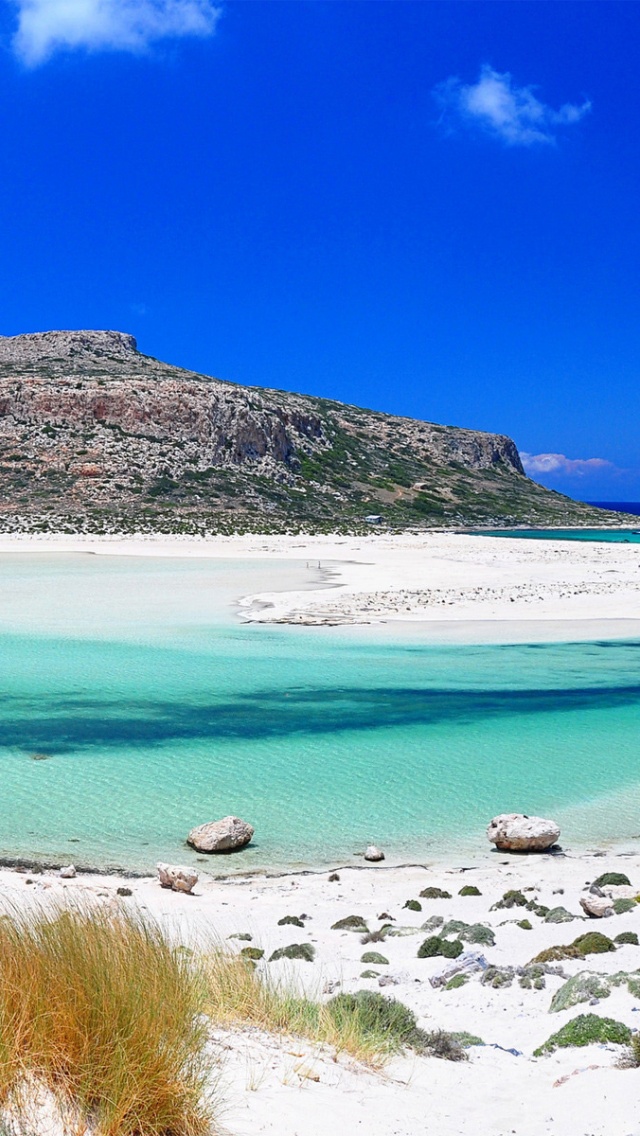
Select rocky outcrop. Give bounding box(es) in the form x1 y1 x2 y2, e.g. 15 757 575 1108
186 815 254 853
487 814 560 852
0 330 137 363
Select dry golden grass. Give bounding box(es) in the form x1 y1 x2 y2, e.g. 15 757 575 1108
204 951 424 1066
0 900 433 1134
0 902 214 1136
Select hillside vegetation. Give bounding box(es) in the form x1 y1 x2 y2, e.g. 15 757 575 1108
0 331 624 533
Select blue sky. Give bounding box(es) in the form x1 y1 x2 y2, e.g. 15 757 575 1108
0 1 638 501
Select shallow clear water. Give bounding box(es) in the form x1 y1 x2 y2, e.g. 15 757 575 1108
477 527 640 543
0 554 639 872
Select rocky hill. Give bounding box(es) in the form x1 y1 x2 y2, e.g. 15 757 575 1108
0 330 624 533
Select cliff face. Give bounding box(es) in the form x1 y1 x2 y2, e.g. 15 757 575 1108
0 330 611 531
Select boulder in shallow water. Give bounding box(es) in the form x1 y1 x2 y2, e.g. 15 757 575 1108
486 813 560 852
157 863 198 894
187 815 254 853
364 845 385 862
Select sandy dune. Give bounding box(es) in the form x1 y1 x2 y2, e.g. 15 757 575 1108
3 848 640 1136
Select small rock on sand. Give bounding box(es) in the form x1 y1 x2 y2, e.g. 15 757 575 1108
602 884 640 901
487 813 560 852
580 890 614 918
59 864 76 879
157 863 199 894
364 845 385 862
187 815 254 853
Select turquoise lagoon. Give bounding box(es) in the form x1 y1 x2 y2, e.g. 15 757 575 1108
0 553 639 873
477 528 640 543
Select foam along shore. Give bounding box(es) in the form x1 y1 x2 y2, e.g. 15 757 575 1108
0 529 639 638
3 846 640 1136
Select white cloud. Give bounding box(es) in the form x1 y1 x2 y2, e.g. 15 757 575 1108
435 64 591 146
11 0 221 65
521 452 615 478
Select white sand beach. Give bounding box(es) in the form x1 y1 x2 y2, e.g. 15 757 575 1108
0 529 639 640
4 846 640 1136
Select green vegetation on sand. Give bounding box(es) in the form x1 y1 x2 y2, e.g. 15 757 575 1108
534 1014 631 1056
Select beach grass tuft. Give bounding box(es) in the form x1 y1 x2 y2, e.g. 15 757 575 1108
204 951 423 1066
0 901 214 1136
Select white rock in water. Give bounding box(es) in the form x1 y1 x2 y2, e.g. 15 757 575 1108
59 864 76 878
157 863 198 894
486 813 560 852
187 815 254 853
580 890 614 918
364 845 385 862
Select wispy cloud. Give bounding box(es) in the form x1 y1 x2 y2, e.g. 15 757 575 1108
435 64 591 146
521 452 615 478
11 0 221 66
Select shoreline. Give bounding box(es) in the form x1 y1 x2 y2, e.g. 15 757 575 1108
0 528 639 641
5 831 640 882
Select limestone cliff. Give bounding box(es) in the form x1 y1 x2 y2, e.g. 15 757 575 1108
0 330 616 532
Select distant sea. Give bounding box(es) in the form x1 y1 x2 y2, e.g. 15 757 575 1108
588 501 640 516
0 554 640 873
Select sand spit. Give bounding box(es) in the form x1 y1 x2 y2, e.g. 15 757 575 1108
0 530 638 640
3 849 640 1136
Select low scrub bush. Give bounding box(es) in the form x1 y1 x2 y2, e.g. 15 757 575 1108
421 1030 468 1062
445 974 468 990
592 872 631 888
269 943 315 962
205 956 424 1065
534 1013 631 1056
331 915 368 932
417 936 463 960
492 890 527 910
613 898 637 914
327 992 427 1054
530 931 616 965
572 932 617 955
620 1033 640 1068
240 946 264 961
